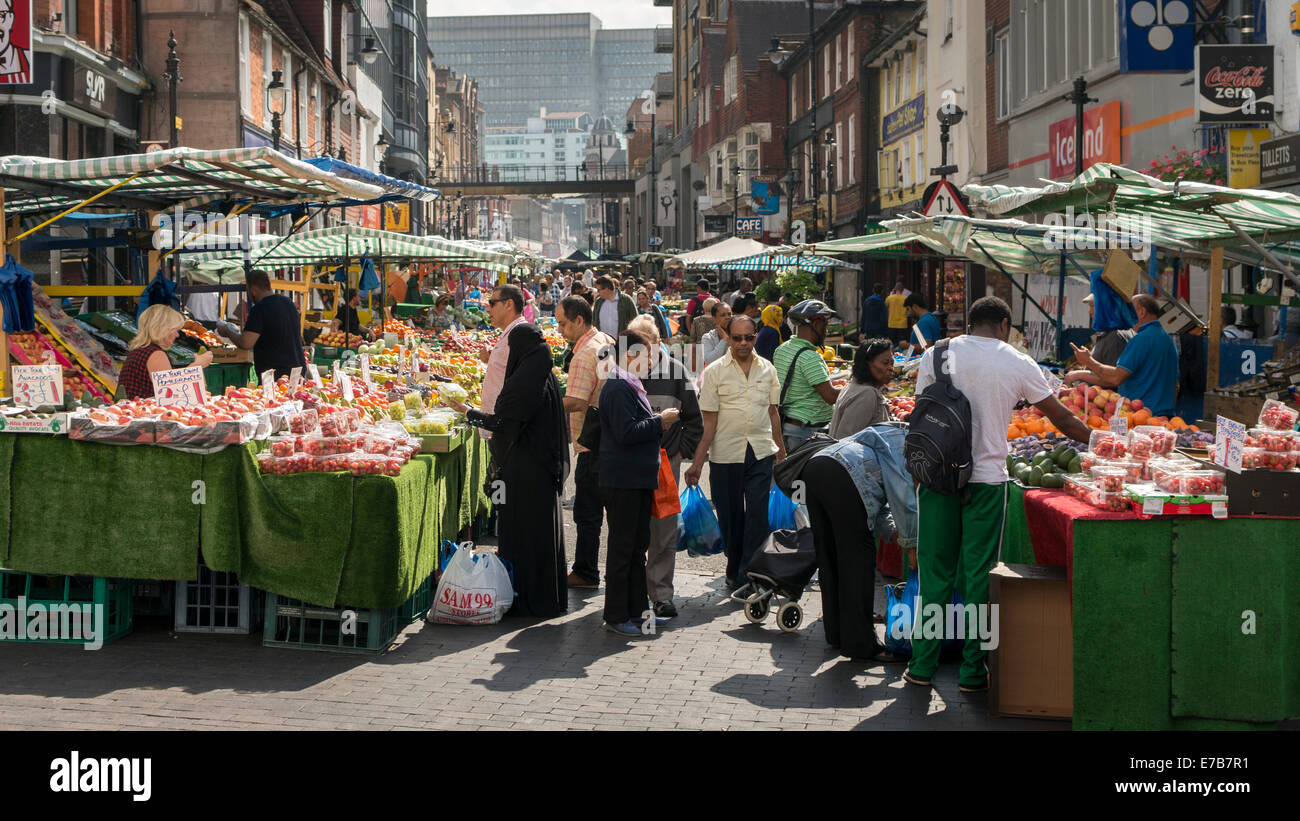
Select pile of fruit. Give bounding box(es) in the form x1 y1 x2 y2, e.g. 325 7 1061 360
316 331 366 349
431 329 498 355
887 395 915 422
8 331 113 402
1008 442 1082 488
257 424 420 477
1010 383 1201 439
181 320 224 348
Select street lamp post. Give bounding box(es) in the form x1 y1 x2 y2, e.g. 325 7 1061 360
266 70 287 151
164 30 182 148
822 131 836 237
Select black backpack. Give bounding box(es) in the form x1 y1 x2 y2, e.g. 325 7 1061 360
904 340 973 496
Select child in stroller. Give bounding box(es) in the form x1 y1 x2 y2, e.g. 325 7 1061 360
730 527 817 632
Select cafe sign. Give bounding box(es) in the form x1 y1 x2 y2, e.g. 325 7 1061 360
882 93 925 146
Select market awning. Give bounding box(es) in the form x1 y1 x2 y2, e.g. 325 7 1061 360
726 248 862 273
669 237 771 269
0 147 385 218
182 226 519 273
301 157 440 203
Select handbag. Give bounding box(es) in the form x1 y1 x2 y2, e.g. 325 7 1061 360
576 404 601 452
772 432 837 497
650 449 680 519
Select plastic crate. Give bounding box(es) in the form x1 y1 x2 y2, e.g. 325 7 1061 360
397 573 435 624
262 594 402 654
174 563 262 634
0 570 132 647
132 580 175 618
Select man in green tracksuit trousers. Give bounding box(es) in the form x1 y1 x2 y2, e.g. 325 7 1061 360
904 297 1090 692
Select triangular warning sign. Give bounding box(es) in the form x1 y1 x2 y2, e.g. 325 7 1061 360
922 179 969 218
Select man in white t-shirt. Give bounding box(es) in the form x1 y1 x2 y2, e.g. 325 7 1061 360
903 296 1090 694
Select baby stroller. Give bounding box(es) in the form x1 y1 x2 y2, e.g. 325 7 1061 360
731 528 818 633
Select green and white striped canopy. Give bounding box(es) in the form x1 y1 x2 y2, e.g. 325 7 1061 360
727 249 862 273
0 147 385 217
182 226 518 273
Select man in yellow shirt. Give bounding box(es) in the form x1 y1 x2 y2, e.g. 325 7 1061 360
885 280 909 345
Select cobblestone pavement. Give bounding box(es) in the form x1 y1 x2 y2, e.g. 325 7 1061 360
0 468 1057 731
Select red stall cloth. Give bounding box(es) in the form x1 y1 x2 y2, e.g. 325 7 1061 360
1021 489 1134 584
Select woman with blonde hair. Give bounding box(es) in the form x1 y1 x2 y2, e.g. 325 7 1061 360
120 305 213 399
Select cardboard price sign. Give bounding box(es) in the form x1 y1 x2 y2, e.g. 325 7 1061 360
151 365 207 409
288 367 302 391
307 364 323 388
1214 415 1246 474
11 364 64 407
338 372 354 402
261 369 276 402
360 354 373 387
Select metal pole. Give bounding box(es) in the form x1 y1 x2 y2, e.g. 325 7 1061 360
809 0 819 242
1065 77 1096 178
1056 250 1067 359
165 31 181 147
651 105 658 250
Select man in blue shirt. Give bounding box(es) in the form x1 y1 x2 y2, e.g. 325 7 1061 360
1068 293 1178 416
861 283 889 340
905 293 942 355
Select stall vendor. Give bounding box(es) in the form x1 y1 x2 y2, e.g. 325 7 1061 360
330 288 367 336
426 293 457 333
217 269 307 379
1067 293 1178 416
120 305 213 399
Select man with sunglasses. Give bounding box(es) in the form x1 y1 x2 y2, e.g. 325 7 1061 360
478 285 529 440
687 315 785 589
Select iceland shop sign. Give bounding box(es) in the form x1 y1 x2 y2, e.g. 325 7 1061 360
1048 101 1122 178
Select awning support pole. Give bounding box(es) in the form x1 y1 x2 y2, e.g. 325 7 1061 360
1223 219 1300 293
5 172 146 246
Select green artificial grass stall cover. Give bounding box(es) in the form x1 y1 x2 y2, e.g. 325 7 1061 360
1001 483 1035 565
1170 517 1300 723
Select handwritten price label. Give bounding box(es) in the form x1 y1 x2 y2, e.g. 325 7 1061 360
339 372 354 402
360 354 373 387
261 369 276 402
1214 415 1245 474
1108 415 1128 435
11 365 63 408
288 367 302 391
151 365 207 409
307 364 323 388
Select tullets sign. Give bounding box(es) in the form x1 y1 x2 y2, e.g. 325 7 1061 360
1048 101 1122 178
1196 45 1275 123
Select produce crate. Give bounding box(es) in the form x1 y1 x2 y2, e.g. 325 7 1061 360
419 425 468 454
397 573 435 623
174 562 261 634
262 594 403 654
0 570 132 647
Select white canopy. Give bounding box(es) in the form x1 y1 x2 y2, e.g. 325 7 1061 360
668 237 770 269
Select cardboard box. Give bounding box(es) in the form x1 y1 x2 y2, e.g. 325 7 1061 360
210 347 253 364
989 562 1072 720
419 425 468 454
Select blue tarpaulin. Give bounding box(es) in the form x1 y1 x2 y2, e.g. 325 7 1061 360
302 157 440 203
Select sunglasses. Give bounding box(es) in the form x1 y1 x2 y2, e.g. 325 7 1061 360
487 298 505 306
730 333 757 342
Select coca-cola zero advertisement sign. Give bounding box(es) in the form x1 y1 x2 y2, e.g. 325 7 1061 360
1196 45 1274 123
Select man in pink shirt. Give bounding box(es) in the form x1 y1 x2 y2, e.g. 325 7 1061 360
478 285 528 439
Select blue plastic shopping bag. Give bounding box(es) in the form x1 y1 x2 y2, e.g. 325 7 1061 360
676 485 724 557
767 485 798 532
885 574 967 658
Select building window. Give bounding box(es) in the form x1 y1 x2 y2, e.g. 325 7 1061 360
1009 0 1117 107
835 121 843 189
822 45 830 100
846 27 855 82
945 0 954 41
833 36 841 91
284 51 294 141
847 113 855 184
995 30 1010 119
298 71 308 147
323 0 332 60
724 56 738 103
238 15 250 116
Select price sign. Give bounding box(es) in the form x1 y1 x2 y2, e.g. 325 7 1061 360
307 364 323 388
332 360 342 386
151 366 207 409
288 367 302 391
360 354 373 387
261 369 276 402
1211 501 1228 520
11 365 63 408
1213 415 1246 474
339 372 354 402
1109 415 1129 435
1142 497 1165 516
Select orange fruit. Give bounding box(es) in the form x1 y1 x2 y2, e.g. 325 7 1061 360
1170 416 1186 429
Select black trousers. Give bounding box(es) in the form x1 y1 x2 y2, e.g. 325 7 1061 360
600 486 652 625
572 450 603 582
803 456 882 659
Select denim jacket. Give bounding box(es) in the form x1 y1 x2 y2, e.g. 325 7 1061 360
812 422 918 548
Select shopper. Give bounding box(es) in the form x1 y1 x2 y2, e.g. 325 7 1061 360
829 338 894 439
687 314 785 588
477 284 530 440
644 279 662 304
449 325 570 619
216 269 306 379
885 280 909 345
756 304 783 361
861 283 889 340
1222 306 1253 341
803 423 916 661
685 278 714 319
904 296 1091 693
723 277 754 310
594 275 637 337
570 280 594 306
538 279 557 316
773 299 841 451
628 315 703 619
904 293 942 355
599 329 680 637
556 295 615 588
690 297 719 344
1066 293 1179 417
637 288 672 341
120 305 214 400
699 300 733 366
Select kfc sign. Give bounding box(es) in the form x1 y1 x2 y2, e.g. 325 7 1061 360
0 0 33 85
1048 101 1122 179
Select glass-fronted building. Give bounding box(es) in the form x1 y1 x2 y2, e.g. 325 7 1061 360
427 13 668 129
355 0 430 203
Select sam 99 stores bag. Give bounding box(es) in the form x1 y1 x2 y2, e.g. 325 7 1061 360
431 546 515 625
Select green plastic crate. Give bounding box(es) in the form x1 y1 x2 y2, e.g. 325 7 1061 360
262 594 402 654
0 570 132 647
397 573 435 624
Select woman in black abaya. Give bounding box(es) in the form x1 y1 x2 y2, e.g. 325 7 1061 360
451 323 570 618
